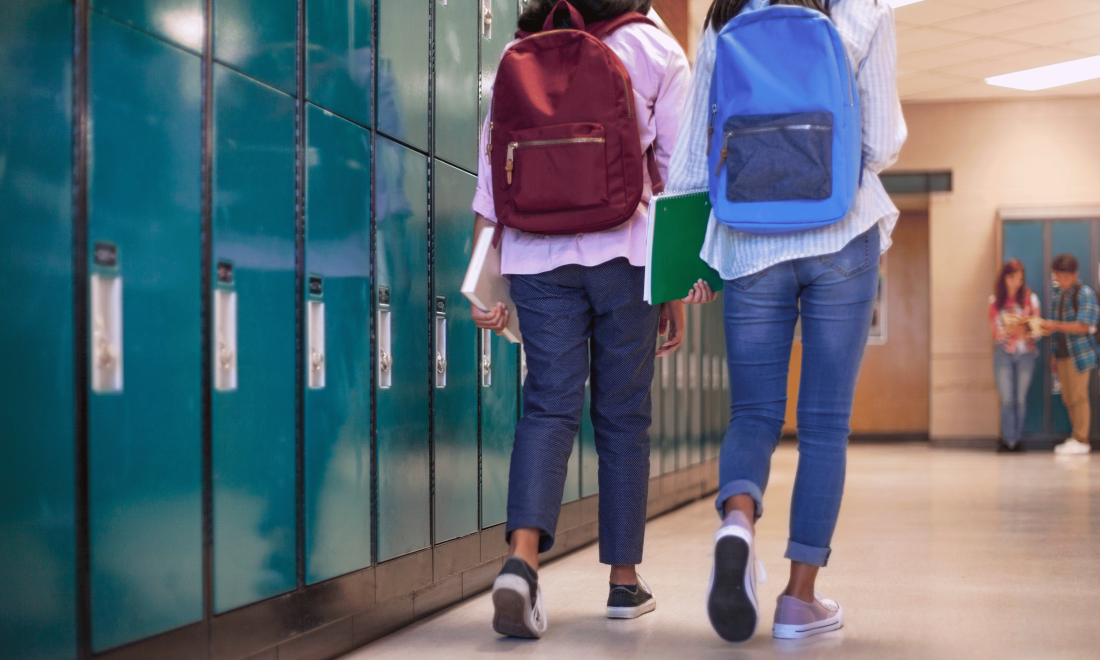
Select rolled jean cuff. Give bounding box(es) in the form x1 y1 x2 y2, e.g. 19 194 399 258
505 519 558 554
785 540 831 567
715 479 764 521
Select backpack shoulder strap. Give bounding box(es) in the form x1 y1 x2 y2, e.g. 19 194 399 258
1072 283 1083 318
586 12 657 41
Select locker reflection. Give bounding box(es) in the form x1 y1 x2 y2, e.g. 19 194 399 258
377 0 429 151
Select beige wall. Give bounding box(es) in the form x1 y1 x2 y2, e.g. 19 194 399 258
894 97 1100 442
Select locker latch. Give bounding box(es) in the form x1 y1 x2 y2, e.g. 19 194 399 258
307 274 325 389
482 0 493 39
91 240 123 394
435 296 448 388
378 286 393 388
481 329 492 387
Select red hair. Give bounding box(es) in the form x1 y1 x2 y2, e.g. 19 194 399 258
994 259 1031 311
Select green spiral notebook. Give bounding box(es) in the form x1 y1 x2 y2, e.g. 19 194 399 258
644 188 724 305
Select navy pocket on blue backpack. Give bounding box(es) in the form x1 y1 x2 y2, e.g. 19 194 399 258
718 112 833 203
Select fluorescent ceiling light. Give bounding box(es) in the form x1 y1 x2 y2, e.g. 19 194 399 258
888 0 928 7
986 56 1100 91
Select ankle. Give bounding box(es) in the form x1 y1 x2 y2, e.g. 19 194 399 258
609 565 637 586
781 586 815 604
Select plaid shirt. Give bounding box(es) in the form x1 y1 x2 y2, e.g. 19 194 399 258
1052 284 1099 373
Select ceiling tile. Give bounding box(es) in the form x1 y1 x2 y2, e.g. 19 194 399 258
938 57 1032 78
894 20 923 32
1065 35 1100 54
893 1 983 26
937 10 1037 35
897 27 978 54
898 71 973 96
899 49 977 71
1000 21 1100 46
1002 0 1100 21
995 46 1099 68
947 0 1036 9
939 37 1033 59
906 80 1026 100
1069 12 1100 30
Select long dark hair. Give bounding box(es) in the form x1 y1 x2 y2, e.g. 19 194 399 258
994 259 1032 311
518 0 654 32
704 0 831 32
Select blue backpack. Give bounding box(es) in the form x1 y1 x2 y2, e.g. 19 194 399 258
708 5 861 235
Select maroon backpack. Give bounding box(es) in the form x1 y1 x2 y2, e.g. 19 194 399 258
488 0 663 244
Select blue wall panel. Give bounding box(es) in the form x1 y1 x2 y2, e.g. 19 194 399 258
215 0 297 95
0 2 76 658
306 0 372 127
304 104 373 583
93 0 205 52
377 0 428 151
433 161 480 542
87 13 203 650
375 135 431 560
1002 221 1044 435
211 64 297 612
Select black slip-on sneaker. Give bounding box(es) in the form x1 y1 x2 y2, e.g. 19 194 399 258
492 557 547 638
606 575 657 619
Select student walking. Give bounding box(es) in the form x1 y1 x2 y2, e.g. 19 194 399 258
669 0 906 643
1042 254 1097 455
989 259 1042 452
469 0 690 639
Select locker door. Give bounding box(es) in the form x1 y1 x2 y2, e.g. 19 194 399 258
689 304 702 465
211 65 297 611
375 135 431 561
661 348 676 474
433 161 480 542
650 340 663 478
676 340 688 468
87 14 203 650
478 0 521 126
306 0 373 128
304 105 374 581
1002 221 1044 436
481 334 518 527
1050 221 1094 438
436 0 480 172
580 378 599 498
562 436 581 503
214 0 297 95
377 0 429 151
0 3 76 657
92 0 205 52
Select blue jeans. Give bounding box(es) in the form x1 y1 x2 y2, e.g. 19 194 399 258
506 258 659 565
715 228 880 567
993 346 1037 446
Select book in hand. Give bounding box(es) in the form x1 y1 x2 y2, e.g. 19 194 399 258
645 188 724 305
461 226 522 344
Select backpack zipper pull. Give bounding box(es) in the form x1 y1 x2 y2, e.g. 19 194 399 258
707 104 717 157
505 142 517 185
714 146 727 176
487 122 493 155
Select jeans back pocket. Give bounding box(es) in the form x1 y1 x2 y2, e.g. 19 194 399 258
718 112 833 203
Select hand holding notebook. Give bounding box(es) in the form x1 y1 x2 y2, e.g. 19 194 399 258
462 226 522 344
645 189 724 305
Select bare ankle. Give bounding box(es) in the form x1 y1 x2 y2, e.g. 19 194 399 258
609 565 637 586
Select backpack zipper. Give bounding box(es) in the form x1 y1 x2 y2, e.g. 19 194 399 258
505 137 606 185
714 124 830 176
842 52 855 106
707 104 717 156
487 121 494 155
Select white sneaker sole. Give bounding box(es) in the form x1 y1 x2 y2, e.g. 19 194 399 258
772 606 844 639
606 598 657 619
707 525 758 643
492 574 546 639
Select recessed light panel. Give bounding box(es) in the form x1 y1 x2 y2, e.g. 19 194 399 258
986 56 1100 91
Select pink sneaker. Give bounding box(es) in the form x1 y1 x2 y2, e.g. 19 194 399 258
772 592 843 639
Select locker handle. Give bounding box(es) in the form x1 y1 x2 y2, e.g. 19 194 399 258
218 341 235 371
94 317 116 369
380 349 392 373
482 0 493 39
437 353 447 375
481 328 492 387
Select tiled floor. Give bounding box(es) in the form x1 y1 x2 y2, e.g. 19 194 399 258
342 443 1100 659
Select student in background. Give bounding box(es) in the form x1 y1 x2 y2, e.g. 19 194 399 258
671 0 906 644
470 0 691 639
989 259 1042 453
1042 254 1097 456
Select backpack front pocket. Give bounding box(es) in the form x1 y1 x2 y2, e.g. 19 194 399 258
717 112 833 203
507 123 608 213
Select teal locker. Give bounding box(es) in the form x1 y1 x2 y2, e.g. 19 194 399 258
690 304 703 465
304 104 373 582
661 349 676 473
0 2 76 657
479 0 521 126
435 0 480 172
214 0 297 95
580 378 599 498
1001 221 1045 435
377 0 429 151
433 160 480 542
306 0 372 128
481 334 518 527
92 0 205 52
211 65 297 611
676 345 688 468
375 135 431 560
87 14 203 650
1049 221 1094 437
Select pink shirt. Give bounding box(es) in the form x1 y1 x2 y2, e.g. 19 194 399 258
471 21 691 276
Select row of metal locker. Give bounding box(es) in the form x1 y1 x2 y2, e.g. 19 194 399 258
1 1 731 658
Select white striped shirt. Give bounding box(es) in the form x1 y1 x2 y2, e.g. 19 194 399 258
665 0 907 281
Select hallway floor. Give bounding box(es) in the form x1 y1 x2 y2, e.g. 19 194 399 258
343 444 1100 659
